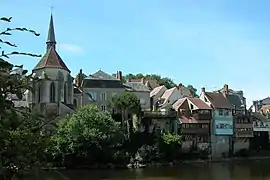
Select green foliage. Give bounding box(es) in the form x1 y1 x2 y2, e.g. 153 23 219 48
52 105 127 167
158 133 183 161
187 85 198 97
0 16 48 180
123 73 176 89
111 92 141 112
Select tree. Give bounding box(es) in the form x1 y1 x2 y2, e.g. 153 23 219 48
52 105 127 167
187 85 199 97
110 92 141 136
0 17 49 180
123 73 176 89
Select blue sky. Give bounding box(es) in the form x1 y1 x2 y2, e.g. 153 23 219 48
2 0 270 106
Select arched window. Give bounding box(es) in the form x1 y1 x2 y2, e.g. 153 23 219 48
38 84 41 103
64 83 67 103
50 82 56 102
73 99 77 107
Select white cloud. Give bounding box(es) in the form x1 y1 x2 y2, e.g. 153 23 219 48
58 43 83 54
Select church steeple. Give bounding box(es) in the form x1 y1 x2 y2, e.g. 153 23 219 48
46 13 56 51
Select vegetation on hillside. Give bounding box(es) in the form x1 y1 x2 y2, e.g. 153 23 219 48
123 73 199 97
0 17 50 180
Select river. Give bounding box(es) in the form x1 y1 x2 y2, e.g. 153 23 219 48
27 160 270 180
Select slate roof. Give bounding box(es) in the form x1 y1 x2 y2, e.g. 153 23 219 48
204 92 232 109
226 94 244 109
124 82 150 92
33 47 70 73
74 86 82 94
82 79 126 89
253 112 269 121
89 70 118 80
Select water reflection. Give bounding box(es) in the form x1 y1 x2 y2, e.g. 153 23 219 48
27 160 270 180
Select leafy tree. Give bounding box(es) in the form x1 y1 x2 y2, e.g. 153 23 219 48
52 105 127 167
0 17 50 180
110 92 141 136
158 133 182 161
187 85 198 97
123 73 176 89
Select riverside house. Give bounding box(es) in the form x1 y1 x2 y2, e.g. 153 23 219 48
173 97 212 152
200 87 234 158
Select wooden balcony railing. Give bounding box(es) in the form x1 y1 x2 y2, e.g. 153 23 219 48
192 113 212 120
142 110 177 118
180 128 210 135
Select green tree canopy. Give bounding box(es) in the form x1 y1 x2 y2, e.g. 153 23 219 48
111 92 141 113
187 85 199 97
110 92 141 136
52 105 126 166
0 17 49 180
123 73 176 89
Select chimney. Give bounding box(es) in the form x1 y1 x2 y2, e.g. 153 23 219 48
201 87 205 93
223 84 229 95
177 83 183 89
76 69 83 87
116 71 122 81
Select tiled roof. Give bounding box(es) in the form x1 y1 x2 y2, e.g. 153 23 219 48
172 98 188 110
145 79 160 90
150 85 166 97
124 82 150 92
179 116 198 123
204 92 232 109
33 47 70 73
161 87 176 100
188 98 211 110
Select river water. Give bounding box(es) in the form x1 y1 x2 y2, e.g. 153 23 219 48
28 160 270 180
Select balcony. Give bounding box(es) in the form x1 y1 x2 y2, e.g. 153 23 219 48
180 128 210 135
180 123 210 135
142 110 177 119
192 110 212 121
235 129 254 138
193 113 212 121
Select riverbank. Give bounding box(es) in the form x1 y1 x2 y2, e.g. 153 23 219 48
43 156 270 171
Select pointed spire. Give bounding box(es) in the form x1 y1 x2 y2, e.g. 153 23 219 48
46 13 56 51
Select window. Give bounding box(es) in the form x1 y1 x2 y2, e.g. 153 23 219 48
190 104 194 110
87 92 97 101
140 98 146 105
64 83 67 103
100 92 106 101
204 97 208 102
224 109 229 116
201 124 209 129
50 82 56 102
218 109 224 116
73 99 77 107
38 84 41 103
100 105 106 111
